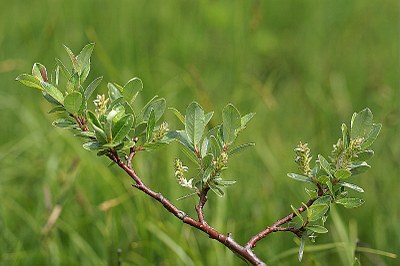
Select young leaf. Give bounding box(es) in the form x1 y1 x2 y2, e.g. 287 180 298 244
240 112 255 130
350 161 370 175
318 154 333 177
105 109 118 142
52 118 76 129
205 111 214 127
209 182 224 197
83 141 104 151
167 130 195 152
41 82 64 104
55 58 71 79
335 197 364 208
64 92 83 114
287 173 313 183
146 109 156 142
209 135 221 158
16 74 43 90
77 43 94 82
63 44 80 73
313 195 332 205
351 108 373 139
222 104 241 144
307 225 328 234
48 106 65 114
142 97 166 122
113 114 134 143
338 181 364 193
291 205 304 224
341 123 350 148
108 82 122 102
84 76 103 100
355 150 374 161
123 77 143 103
361 123 382 149
334 169 352 180
87 110 102 128
308 204 329 221
185 101 206 148
169 107 185 124
32 63 48 82
228 143 255 156
201 137 209 158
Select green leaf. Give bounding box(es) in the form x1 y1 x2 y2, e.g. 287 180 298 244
52 118 76 129
142 97 166 122
287 173 313 183
291 205 304 224
318 154 333 176
63 44 80 73
55 58 71 79
355 150 374 161
167 130 195 152
84 76 103 100
209 182 224 197
74 131 96 139
53 65 60 87
48 106 65 114
123 77 143 103
214 178 236 186
362 123 382 149
228 142 255 156
41 82 64 104
64 92 83 114
201 137 209 158
185 102 206 148
16 74 43 90
326 180 334 196
335 197 364 208
209 135 221 158
205 111 214 126
66 72 80 93
351 108 373 139
314 195 332 205
87 110 102 128
146 109 156 142
341 123 350 148
307 225 328 234
76 43 94 82
105 109 118 142
32 63 48 82
168 107 185 124
350 161 370 175
240 112 255 130
338 181 364 193
334 169 352 180
113 114 134 143
82 141 104 151
308 204 329 222
222 103 241 144
108 83 122 102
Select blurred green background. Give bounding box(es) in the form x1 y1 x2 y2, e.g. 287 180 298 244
0 0 399 265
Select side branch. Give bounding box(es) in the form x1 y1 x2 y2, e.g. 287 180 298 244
246 197 317 249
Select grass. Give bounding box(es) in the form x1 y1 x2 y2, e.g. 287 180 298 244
0 0 399 265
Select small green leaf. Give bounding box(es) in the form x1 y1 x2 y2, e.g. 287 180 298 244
291 205 304 224
123 77 143 103
87 110 102 128
334 169 352 180
146 109 156 142
142 97 166 122
74 131 96 139
209 135 221 158
84 76 103 100
32 63 48 82
335 197 364 208
113 114 134 143
41 82 64 104
48 106 65 114
209 182 224 197
240 112 255 130
308 204 329 221
167 130 195 152
52 118 76 129
185 101 206 148
338 181 364 193
318 154 333 176
313 195 332 205
228 142 255 156
287 173 313 183
341 123 350 148
55 58 71 79
205 111 214 126
307 225 328 234
214 178 236 186
362 123 381 149
105 109 118 142
169 107 185 124
63 44 80 73
16 74 43 90
108 83 122 102
64 92 83 114
351 108 373 139
326 180 334 196
83 141 104 151
222 103 241 144
350 161 370 175
76 43 94 82
201 137 209 158
355 150 374 161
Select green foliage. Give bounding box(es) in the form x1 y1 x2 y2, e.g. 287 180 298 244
172 101 255 197
287 108 381 261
